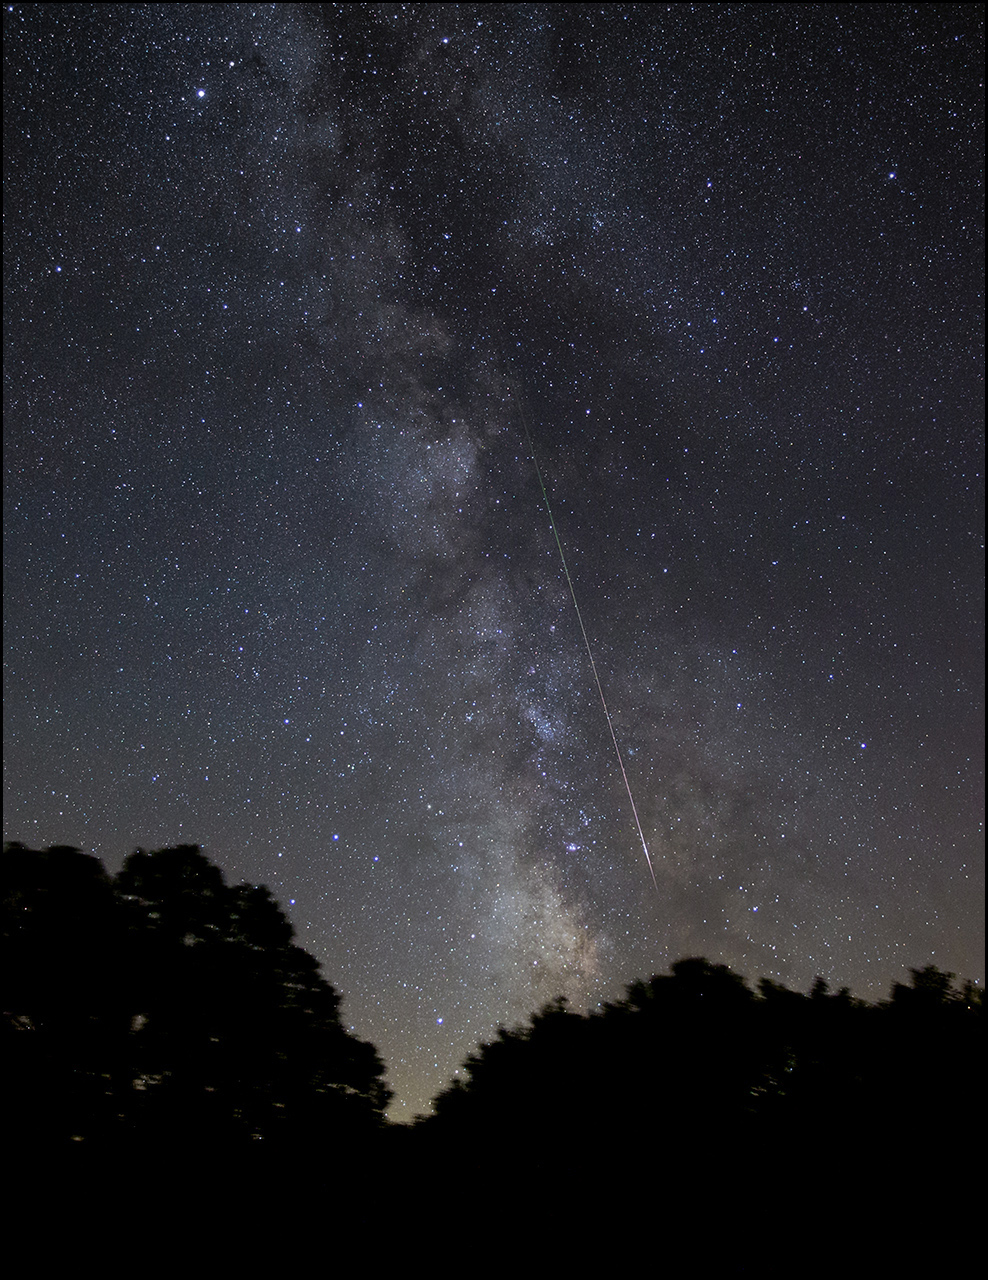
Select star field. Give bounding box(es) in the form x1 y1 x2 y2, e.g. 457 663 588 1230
4 4 983 1119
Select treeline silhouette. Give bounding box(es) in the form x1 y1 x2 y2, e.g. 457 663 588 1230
4 842 982 1265
425 955 982 1153
3 841 390 1235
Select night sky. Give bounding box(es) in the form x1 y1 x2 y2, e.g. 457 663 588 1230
4 4 983 1119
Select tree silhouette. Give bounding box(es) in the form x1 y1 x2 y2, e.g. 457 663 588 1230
422 956 983 1197
2 843 130 1152
2 842 390 1167
6 840 982 1265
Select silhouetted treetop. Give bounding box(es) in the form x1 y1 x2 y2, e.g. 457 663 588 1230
3 842 390 1158
425 954 983 1169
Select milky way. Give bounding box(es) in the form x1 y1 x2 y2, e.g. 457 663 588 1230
4 4 983 1117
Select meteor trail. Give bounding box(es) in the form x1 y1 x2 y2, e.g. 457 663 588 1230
513 392 659 893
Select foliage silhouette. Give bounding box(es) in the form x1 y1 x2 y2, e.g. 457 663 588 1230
421 956 982 1186
403 957 982 1269
3 842 390 1169
4 839 981 1267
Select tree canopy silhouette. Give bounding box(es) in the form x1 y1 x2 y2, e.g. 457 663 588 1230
2 842 390 1163
5 840 981 1268
423 955 983 1180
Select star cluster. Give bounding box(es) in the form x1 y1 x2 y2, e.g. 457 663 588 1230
4 4 983 1118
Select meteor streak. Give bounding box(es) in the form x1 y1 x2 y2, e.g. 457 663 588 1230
514 393 659 893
